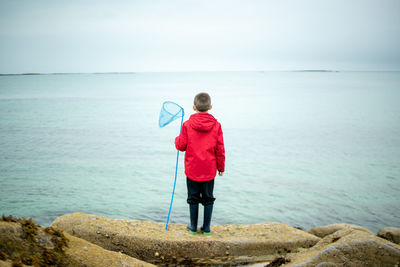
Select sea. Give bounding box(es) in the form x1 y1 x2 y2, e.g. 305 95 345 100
0 71 399 233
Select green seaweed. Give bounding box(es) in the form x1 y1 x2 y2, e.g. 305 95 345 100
1 215 19 223
11 259 23 267
265 257 291 267
20 218 38 244
1 215 70 266
44 226 69 251
20 252 33 265
0 250 8 260
42 247 66 266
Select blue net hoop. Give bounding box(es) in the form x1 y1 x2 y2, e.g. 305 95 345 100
159 101 184 128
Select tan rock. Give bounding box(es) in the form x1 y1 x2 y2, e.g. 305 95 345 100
285 228 400 267
65 232 154 266
0 220 154 267
377 227 400 245
51 212 320 265
308 223 372 238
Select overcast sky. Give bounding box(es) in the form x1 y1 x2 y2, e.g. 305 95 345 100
0 0 399 73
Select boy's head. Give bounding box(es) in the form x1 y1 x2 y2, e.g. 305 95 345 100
193 92 212 112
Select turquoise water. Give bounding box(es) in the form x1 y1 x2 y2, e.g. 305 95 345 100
1 71 399 233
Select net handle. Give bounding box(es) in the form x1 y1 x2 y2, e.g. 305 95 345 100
165 113 184 230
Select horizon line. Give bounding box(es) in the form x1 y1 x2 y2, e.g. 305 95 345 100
1 69 400 76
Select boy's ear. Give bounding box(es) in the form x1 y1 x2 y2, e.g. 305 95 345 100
209 104 213 111
193 105 197 111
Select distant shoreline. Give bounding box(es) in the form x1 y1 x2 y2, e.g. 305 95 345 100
0 72 137 76
2 70 400 76
292 70 339 72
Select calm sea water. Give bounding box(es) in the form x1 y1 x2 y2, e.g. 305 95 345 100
0 71 399 233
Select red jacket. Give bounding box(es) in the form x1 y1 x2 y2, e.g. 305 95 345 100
175 112 225 182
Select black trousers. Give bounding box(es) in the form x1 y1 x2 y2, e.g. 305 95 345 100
186 177 215 206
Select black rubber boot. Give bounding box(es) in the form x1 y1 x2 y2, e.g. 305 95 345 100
187 204 198 234
201 204 213 235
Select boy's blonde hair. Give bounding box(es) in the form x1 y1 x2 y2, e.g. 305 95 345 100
194 92 211 112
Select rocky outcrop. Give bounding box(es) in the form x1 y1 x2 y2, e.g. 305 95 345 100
285 227 400 267
3 213 400 266
307 223 372 238
51 212 320 265
377 227 400 245
0 217 153 267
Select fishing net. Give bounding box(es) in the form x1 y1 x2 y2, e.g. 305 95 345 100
159 101 184 128
158 100 185 230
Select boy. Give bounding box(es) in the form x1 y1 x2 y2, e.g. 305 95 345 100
175 92 225 235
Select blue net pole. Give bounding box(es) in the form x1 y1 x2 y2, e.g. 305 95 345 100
165 112 184 230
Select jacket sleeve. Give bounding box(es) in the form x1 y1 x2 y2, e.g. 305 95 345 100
216 125 225 172
175 124 188 152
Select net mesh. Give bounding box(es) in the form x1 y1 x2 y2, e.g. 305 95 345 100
159 101 184 128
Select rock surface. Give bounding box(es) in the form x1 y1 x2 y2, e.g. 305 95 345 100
307 223 372 238
284 227 400 267
51 212 320 265
0 219 153 267
4 213 400 266
65 231 154 266
377 227 400 245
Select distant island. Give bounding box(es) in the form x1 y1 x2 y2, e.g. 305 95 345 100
0 72 137 76
292 70 339 72
0 70 342 76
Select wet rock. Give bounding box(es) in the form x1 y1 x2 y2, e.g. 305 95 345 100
0 219 154 267
50 212 320 265
285 228 400 266
308 223 372 238
377 227 400 244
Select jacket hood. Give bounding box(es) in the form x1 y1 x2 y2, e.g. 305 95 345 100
188 113 217 132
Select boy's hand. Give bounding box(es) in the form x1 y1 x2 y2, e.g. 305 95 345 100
218 171 224 176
